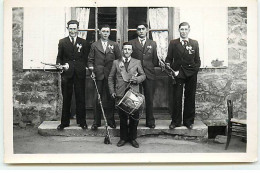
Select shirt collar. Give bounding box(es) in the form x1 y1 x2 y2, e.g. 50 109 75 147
138 37 146 43
180 37 189 43
69 36 77 42
123 56 131 63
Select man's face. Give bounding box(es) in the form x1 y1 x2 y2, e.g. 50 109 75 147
100 27 110 40
67 24 78 37
136 25 147 38
179 25 190 39
122 45 133 58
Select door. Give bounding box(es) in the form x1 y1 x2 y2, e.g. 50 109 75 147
71 7 174 117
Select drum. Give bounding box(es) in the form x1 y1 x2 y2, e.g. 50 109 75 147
116 88 145 115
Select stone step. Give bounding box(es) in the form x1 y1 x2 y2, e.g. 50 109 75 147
38 120 208 138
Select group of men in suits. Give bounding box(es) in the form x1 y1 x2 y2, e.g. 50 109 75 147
56 20 200 148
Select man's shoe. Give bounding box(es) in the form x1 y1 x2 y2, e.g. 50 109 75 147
130 140 139 148
108 123 116 129
117 140 126 147
80 124 88 130
169 124 181 129
146 124 156 129
185 124 193 129
169 124 176 129
91 124 98 130
57 124 69 130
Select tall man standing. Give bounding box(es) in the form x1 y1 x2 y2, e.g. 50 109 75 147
88 24 121 130
129 23 159 129
56 20 89 130
108 42 146 148
166 22 201 130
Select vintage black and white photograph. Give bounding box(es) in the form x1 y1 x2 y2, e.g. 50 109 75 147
4 0 257 163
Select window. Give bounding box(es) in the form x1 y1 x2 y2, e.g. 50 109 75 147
179 7 228 68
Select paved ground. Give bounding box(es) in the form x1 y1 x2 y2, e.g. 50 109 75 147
13 125 246 154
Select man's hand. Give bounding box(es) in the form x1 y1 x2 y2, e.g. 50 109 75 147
159 59 165 71
111 93 116 99
174 71 179 76
64 63 69 71
130 76 138 84
88 66 94 71
56 63 63 70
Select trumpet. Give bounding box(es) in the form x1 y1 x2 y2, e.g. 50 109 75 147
41 62 69 73
160 60 176 85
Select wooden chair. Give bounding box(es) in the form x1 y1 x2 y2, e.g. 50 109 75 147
225 100 247 150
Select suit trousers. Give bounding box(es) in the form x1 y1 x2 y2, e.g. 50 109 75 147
118 109 139 141
142 79 155 126
171 73 197 126
61 74 86 126
93 79 115 126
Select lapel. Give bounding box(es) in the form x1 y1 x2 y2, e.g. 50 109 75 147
134 38 144 52
105 40 112 54
176 38 186 54
127 58 135 71
65 37 77 53
143 39 151 54
96 39 105 54
117 59 131 82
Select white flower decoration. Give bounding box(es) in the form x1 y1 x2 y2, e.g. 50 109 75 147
108 44 114 50
147 45 152 49
76 43 82 52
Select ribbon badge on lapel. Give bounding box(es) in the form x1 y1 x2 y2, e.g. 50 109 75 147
76 43 82 52
186 45 195 54
108 44 114 53
147 45 152 53
119 61 124 70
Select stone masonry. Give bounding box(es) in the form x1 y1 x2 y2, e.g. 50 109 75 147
12 7 247 127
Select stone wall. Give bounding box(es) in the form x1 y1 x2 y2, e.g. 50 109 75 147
12 7 247 127
196 7 247 126
12 8 62 127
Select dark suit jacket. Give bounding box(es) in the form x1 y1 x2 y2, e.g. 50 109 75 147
166 38 201 78
88 39 121 80
129 38 159 80
56 36 89 79
108 58 146 97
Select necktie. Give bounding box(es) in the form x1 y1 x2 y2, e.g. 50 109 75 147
124 58 129 71
140 39 145 47
183 40 188 47
102 42 107 52
71 37 74 45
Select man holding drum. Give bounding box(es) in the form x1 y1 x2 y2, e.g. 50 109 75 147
108 42 146 148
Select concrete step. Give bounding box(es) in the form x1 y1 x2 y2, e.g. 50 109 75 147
38 120 208 138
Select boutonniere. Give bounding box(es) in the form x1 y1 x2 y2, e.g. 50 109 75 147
186 45 195 54
147 45 152 49
108 44 114 53
119 61 124 69
76 43 82 52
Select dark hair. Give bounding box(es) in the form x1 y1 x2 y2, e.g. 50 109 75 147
136 22 148 28
99 24 111 31
122 42 133 48
67 20 79 27
179 22 190 29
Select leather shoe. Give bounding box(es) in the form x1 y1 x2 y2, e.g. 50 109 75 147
57 124 69 130
169 124 181 129
185 124 193 129
91 124 98 130
117 140 126 147
130 140 139 148
146 124 155 129
108 123 116 129
80 124 88 130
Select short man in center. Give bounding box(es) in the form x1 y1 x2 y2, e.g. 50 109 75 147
129 22 159 129
108 42 146 148
88 24 121 130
